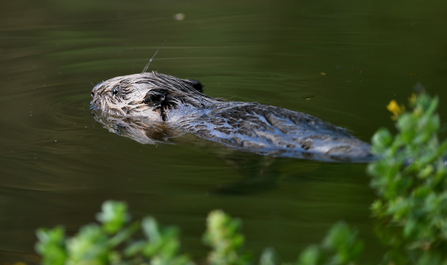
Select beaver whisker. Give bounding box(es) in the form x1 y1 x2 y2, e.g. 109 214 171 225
142 40 166 74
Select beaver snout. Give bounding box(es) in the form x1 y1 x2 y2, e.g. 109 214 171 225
91 81 104 98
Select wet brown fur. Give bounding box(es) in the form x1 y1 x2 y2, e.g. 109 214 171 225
91 72 219 120
91 71 374 162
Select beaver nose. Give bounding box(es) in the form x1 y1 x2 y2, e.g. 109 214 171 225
91 91 94 97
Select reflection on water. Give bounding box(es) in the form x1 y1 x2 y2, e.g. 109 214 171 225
92 109 183 145
1 0 447 263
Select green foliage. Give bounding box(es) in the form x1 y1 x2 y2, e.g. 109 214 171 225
368 94 447 250
203 210 251 265
136 217 193 265
36 200 192 265
35 226 67 265
367 93 447 265
36 201 363 265
296 222 363 265
96 200 130 234
259 248 276 265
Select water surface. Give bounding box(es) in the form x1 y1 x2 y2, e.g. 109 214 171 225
1 0 447 263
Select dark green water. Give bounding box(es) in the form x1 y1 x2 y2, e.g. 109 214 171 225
1 0 447 263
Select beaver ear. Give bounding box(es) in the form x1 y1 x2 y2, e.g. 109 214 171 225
185 79 204 93
144 89 168 109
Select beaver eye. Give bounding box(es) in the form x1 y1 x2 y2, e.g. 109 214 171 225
112 87 119 96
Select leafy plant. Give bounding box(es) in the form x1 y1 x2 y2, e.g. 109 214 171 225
36 201 362 265
203 210 251 265
367 93 447 264
36 201 193 265
368 93 447 249
295 221 363 265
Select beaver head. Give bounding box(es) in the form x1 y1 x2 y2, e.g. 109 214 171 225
91 72 217 121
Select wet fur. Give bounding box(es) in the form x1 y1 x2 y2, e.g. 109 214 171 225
91 72 375 162
91 72 216 119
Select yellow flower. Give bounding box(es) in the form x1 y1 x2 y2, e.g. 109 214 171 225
387 100 406 120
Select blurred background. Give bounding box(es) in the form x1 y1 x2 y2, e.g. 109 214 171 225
1 0 447 263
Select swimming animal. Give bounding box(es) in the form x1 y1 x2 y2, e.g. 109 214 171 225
90 72 375 162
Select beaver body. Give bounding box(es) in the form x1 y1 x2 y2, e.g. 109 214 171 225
91 72 374 162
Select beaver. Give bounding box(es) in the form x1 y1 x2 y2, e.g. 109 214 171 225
90 72 375 162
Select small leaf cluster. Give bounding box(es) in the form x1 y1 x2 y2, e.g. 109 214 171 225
368 93 447 249
36 201 193 265
296 222 363 265
203 210 251 265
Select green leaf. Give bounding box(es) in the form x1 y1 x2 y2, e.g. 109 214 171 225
35 227 67 265
297 245 322 265
96 200 130 234
66 224 110 264
371 128 393 154
142 216 161 242
259 247 276 265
